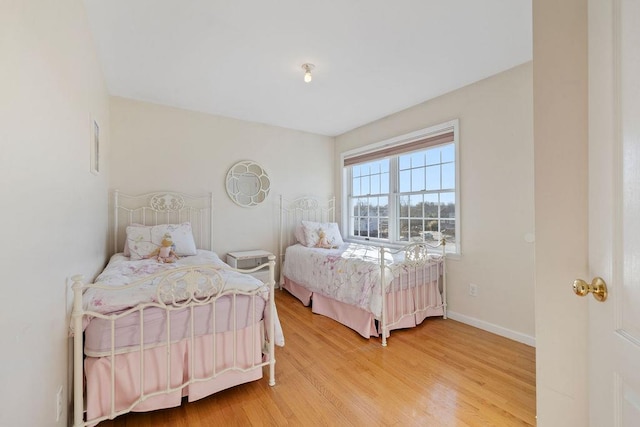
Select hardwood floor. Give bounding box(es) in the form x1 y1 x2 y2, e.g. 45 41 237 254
98 290 536 426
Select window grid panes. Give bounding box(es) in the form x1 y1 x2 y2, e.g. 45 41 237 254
350 160 390 239
397 143 455 245
347 140 457 252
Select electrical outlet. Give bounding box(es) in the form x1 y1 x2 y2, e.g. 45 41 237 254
469 283 478 297
56 385 63 422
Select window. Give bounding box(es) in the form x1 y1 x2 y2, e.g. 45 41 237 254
351 160 390 239
342 121 459 253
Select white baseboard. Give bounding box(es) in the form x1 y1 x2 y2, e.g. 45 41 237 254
446 310 536 347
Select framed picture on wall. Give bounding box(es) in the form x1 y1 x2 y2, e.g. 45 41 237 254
90 118 100 175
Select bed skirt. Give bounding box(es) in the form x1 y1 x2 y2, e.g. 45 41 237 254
84 323 263 421
282 277 444 339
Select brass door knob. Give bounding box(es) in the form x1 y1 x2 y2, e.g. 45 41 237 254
573 277 608 302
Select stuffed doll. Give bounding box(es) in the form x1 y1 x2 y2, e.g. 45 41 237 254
146 233 179 263
315 229 337 249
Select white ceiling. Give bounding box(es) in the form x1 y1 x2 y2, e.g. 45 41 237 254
83 0 532 136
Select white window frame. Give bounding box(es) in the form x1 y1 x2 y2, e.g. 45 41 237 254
340 119 460 254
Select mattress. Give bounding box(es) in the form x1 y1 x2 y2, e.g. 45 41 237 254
83 296 265 356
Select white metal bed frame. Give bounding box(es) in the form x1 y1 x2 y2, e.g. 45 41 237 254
71 190 276 426
279 195 447 346
278 195 336 281
379 241 447 346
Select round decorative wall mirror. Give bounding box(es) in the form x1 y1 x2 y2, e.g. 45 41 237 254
225 160 271 207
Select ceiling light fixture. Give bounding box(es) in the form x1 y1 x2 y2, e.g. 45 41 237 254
301 63 315 83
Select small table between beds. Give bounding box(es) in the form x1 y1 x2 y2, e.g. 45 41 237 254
226 249 274 283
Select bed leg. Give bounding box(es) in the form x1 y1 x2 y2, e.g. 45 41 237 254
71 275 85 427
268 255 276 386
380 247 388 347
441 241 447 320
269 364 276 386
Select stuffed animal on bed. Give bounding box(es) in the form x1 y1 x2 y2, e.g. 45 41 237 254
146 233 179 263
315 228 338 249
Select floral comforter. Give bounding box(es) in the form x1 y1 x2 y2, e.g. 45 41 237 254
282 243 441 317
84 250 268 315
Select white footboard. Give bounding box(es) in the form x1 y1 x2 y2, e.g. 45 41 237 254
70 258 276 426
379 240 447 346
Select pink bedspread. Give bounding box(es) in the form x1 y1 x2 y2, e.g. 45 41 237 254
84 250 267 315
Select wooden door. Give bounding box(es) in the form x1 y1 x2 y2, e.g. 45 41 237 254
588 0 640 424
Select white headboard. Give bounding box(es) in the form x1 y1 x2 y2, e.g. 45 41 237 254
278 195 335 272
112 190 213 255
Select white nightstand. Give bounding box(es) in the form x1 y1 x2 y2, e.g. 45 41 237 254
226 250 274 283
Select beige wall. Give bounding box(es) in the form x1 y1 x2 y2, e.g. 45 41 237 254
109 97 335 259
533 0 588 424
335 63 535 343
0 1 110 425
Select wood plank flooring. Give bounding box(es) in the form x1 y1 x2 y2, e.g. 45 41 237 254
98 289 536 426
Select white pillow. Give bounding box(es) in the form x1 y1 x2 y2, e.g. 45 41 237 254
122 223 143 256
126 222 197 260
301 221 344 248
294 224 307 246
